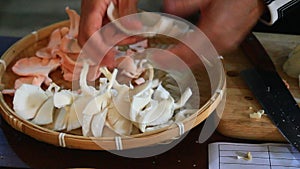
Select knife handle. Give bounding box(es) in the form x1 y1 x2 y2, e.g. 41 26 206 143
241 33 276 72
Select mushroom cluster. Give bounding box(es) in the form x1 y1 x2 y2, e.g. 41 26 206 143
9 6 197 137
13 59 194 137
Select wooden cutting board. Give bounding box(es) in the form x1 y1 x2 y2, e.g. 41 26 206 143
218 32 300 142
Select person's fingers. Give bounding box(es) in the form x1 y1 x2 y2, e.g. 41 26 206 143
163 0 210 17
78 0 111 47
197 0 265 54
148 42 202 70
118 0 139 17
101 25 144 46
116 0 142 31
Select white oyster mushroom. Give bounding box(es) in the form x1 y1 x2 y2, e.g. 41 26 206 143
135 85 193 132
13 84 49 120
82 114 93 136
99 78 109 94
147 96 175 126
91 108 108 137
68 95 92 132
46 82 60 95
52 107 69 131
66 61 103 132
135 100 159 132
174 88 192 109
106 105 133 136
53 90 75 108
74 96 93 124
130 88 154 123
129 65 154 121
153 83 171 100
111 84 131 120
101 67 132 120
148 87 192 125
136 98 173 132
31 96 55 125
81 92 110 136
151 79 160 88
131 89 154 115
80 62 99 96
81 68 117 136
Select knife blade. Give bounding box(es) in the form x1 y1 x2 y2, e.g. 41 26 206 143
240 33 300 152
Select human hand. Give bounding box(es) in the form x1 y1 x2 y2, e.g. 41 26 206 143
78 0 142 67
164 0 266 54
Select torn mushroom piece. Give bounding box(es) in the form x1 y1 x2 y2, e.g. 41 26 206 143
59 7 81 53
12 57 61 86
81 63 118 137
81 92 111 136
91 108 108 137
249 109 265 119
79 61 100 96
66 97 88 132
30 83 59 125
45 107 69 131
131 82 193 132
116 55 147 84
36 28 62 59
106 104 133 136
139 85 175 128
101 66 132 120
53 90 75 109
14 76 46 89
31 96 55 125
13 84 49 120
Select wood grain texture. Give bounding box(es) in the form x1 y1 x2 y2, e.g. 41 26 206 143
218 32 300 141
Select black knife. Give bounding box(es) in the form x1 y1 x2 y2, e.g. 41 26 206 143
240 33 300 152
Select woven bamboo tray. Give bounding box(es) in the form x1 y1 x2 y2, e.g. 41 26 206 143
0 21 226 150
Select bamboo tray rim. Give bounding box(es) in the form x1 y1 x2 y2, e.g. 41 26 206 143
0 20 226 150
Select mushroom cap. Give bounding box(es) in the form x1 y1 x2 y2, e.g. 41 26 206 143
91 108 108 137
31 96 55 125
53 90 74 108
13 84 49 120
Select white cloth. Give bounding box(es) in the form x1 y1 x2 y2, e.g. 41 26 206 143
262 0 300 25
